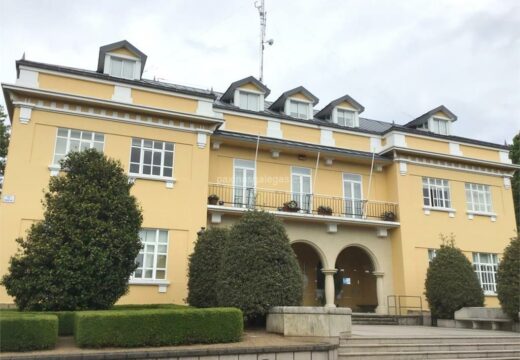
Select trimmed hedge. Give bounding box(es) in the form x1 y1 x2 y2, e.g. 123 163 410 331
111 303 188 310
0 313 58 351
75 308 243 348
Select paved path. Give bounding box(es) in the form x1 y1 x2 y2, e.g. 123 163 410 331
352 324 519 337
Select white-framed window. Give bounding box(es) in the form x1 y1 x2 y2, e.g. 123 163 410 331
129 139 174 178
465 183 493 213
336 109 356 127
428 249 437 262
53 128 104 164
431 118 449 135
133 229 169 280
472 252 498 294
422 177 451 209
289 100 310 120
233 159 256 208
291 167 312 212
109 56 136 79
343 173 363 218
238 91 260 111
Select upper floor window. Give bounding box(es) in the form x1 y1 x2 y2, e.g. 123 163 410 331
465 183 492 213
130 138 174 178
291 167 312 212
431 118 449 135
238 91 260 111
472 252 498 294
109 57 136 79
289 100 310 120
133 229 168 281
53 128 104 164
336 109 356 127
422 177 451 209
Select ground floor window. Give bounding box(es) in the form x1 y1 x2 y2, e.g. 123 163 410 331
472 252 498 294
133 229 169 280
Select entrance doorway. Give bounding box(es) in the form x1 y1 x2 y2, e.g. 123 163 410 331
334 246 377 312
291 242 324 306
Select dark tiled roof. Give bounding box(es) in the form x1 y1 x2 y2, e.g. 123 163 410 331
17 60 216 99
315 94 365 119
220 76 270 102
97 40 148 75
405 105 457 128
214 130 391 162
269 86 319 111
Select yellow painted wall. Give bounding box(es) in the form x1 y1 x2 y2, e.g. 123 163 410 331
239 83 262 92
334 132 370 152
406 136 449 154
282 123 320 144
291 93 312 102
131 89 198 113
222 114 267 135
110 48 139 58
337 101 356 111
460 144 501 162
0 106 210 305
39 73 114 99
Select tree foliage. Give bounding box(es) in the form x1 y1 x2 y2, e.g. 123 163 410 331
187 227 229 307
0 105 9 179
497 234 520 321
510 132 520 229
217 211 303 321
1 149 143 310
425 234 484 320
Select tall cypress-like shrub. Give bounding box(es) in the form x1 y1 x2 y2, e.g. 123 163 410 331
187 227 229 307
217 211 303 321
2 149 143 310
497 234 520 321
425 234 484 320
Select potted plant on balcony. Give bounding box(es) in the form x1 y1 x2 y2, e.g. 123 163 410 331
282 200 300 212
208 194 220 205
381 210 396 222
317 205 333 216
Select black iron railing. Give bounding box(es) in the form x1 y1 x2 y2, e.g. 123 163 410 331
208 183 398 222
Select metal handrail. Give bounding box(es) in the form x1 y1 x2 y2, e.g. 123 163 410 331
208 183 399 222
387 295 423 316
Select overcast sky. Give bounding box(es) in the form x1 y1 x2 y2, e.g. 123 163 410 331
0 0 518 144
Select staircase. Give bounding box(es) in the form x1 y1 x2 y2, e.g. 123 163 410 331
351 313 398 325
339 335 520 359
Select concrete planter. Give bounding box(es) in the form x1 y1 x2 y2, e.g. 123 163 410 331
267 306 352 337
437 319 457 328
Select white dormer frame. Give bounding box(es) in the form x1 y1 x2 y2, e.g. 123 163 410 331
428 116 452 136
233 88 265 111
284 98 313 120
103 52 142 80
332 106 359 128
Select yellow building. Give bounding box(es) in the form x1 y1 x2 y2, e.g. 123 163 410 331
1 41 518 313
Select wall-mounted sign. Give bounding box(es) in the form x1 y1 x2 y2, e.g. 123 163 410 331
2 195 15 203
342 277 351 285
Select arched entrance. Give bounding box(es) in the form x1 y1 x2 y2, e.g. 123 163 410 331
334 246 378 312
291 242 325 306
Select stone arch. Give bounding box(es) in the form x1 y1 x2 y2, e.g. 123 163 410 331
290 239 329 269
291 239 328 306
336 242 380 272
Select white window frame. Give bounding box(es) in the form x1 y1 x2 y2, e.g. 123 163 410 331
132 229 169 282
103 52 141 80
237 90 261 111
429 117 450 135
291 167 312 212
286 99 312 120
52 128 105 165
334 108 358 127
129 138 175 180
472 252 498 295
465 183 493 214
343 173 363 218
422 177 452 209
233 159 256 208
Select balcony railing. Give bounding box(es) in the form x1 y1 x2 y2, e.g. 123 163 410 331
208 183 398 222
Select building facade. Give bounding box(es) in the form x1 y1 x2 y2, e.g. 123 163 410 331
1 41 517 313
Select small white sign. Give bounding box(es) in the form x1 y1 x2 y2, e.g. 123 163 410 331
2 195 15 203
342 277 351 285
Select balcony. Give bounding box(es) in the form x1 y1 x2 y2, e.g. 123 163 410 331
207 183 399 233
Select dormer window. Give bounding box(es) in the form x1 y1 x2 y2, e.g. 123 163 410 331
431 117 449 135
238 91 261 111
109 57 137 79
289 100 310 120
336 109 356 127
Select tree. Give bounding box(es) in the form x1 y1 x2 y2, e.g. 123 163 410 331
510 132 520 229
0 105 9 183
497 234 520 321
1 149 143 310
217 211 303 322
187 227 229 307
424 234 484 320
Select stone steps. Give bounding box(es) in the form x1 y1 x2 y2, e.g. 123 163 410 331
339 335 520 359
351 314 398 325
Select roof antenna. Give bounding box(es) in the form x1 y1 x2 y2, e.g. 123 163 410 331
21 52 26 60
254 0 273 83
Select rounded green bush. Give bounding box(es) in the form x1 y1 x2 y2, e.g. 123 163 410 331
497 235 520 321
187 227 229 307
0 313 58 351
217 211 303 321
425 235 484 320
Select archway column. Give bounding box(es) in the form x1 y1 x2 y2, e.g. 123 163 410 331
322 269 337 308
373 271 386 314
